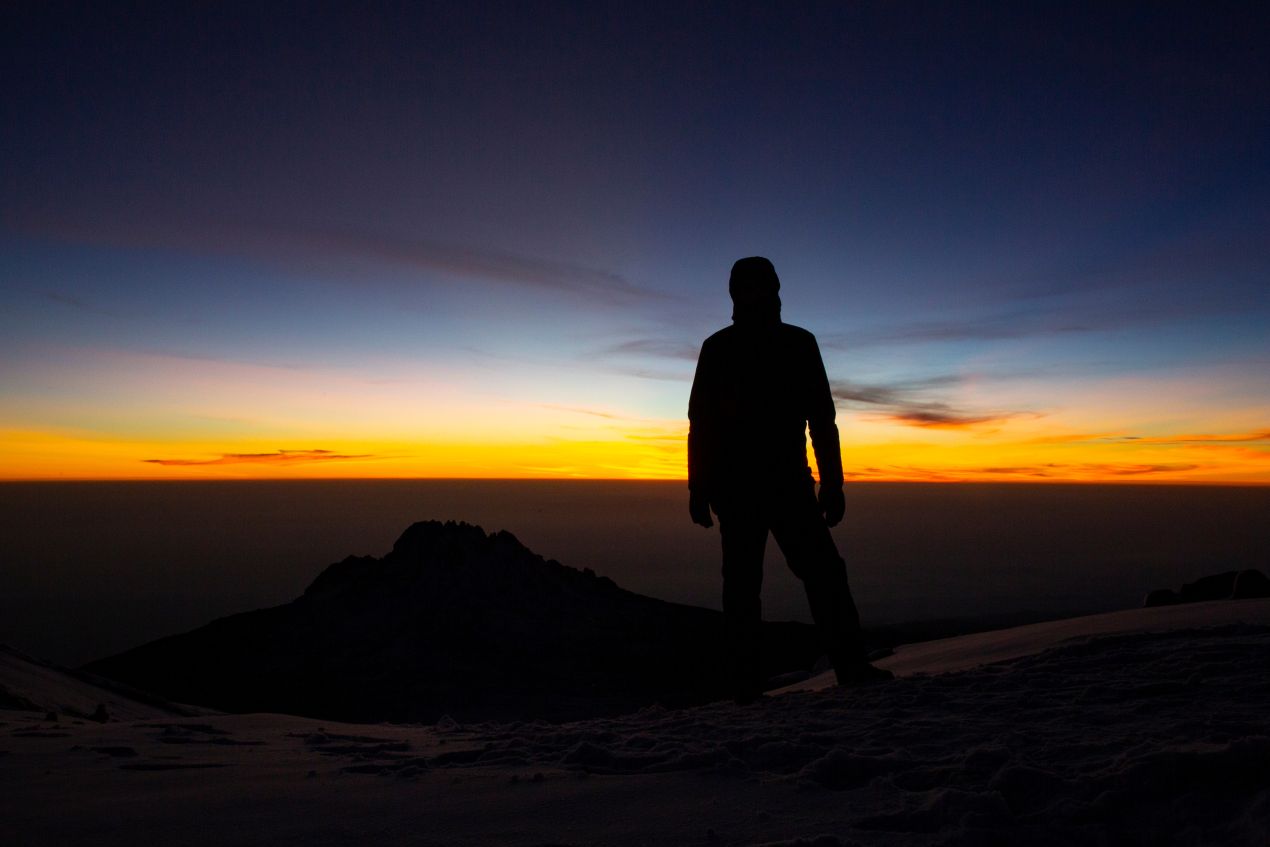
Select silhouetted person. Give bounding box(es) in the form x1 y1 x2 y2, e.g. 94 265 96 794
688 257 892 702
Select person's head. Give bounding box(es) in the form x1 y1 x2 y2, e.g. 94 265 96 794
729 256 781 323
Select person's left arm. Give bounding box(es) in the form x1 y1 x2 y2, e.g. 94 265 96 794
805 335 845 526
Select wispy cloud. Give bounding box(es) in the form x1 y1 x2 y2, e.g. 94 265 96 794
843 466 964 482
972 462 1202 478
822 313 1093 351
45 291 119 317
607 365 695 382
886 408 1024 428
46 291 90 309
1032 429 1270 448
539 404 622 420
305 228 668 304
601 338 701 361
833 376 1032 429
821 290 1268 351
23 216 669 305
1136 429 1270 445
592 336 700 382
844 462 1205 481
144 449 372 466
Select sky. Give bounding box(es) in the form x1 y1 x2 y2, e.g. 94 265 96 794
2 2 1269 482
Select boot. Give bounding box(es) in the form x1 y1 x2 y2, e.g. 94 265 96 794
835 662 894 687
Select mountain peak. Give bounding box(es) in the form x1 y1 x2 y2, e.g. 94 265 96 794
86 520 819 723
303 519 608 601
390 520 513 562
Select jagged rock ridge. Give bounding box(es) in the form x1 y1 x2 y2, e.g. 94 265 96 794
1143 568 1270 607
85 521 819 722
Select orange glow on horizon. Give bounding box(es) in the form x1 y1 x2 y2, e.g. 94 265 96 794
6 342 1267 484
4 417 1269 484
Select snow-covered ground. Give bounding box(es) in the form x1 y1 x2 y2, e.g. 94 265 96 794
4 600 1269 846
784 596 1270 687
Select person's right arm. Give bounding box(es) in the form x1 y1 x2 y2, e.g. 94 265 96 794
687 338 715 528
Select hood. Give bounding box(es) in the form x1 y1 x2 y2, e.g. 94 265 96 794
729 256 782 326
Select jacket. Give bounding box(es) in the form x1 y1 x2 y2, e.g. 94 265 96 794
687 320 843 496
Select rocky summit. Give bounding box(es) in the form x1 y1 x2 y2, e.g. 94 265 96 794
84 521 820 723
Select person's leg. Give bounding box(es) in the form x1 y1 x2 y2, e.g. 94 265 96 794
717 502 768 701
768 482 870 680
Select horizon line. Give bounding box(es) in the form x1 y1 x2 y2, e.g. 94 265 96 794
2 476 1268 488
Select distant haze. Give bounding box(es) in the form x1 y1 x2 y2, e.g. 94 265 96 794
2 480 1267 666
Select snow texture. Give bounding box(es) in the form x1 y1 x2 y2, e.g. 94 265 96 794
4 603 1269 846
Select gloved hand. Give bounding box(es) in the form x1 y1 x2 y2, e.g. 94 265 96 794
689 491 714 528
819 484 845 527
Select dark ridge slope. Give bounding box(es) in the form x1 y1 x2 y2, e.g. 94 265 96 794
86 521 819 722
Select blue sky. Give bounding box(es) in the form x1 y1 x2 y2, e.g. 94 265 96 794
2 2 1268 480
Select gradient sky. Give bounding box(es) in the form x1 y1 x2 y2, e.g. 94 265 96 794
3 2 1269 482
